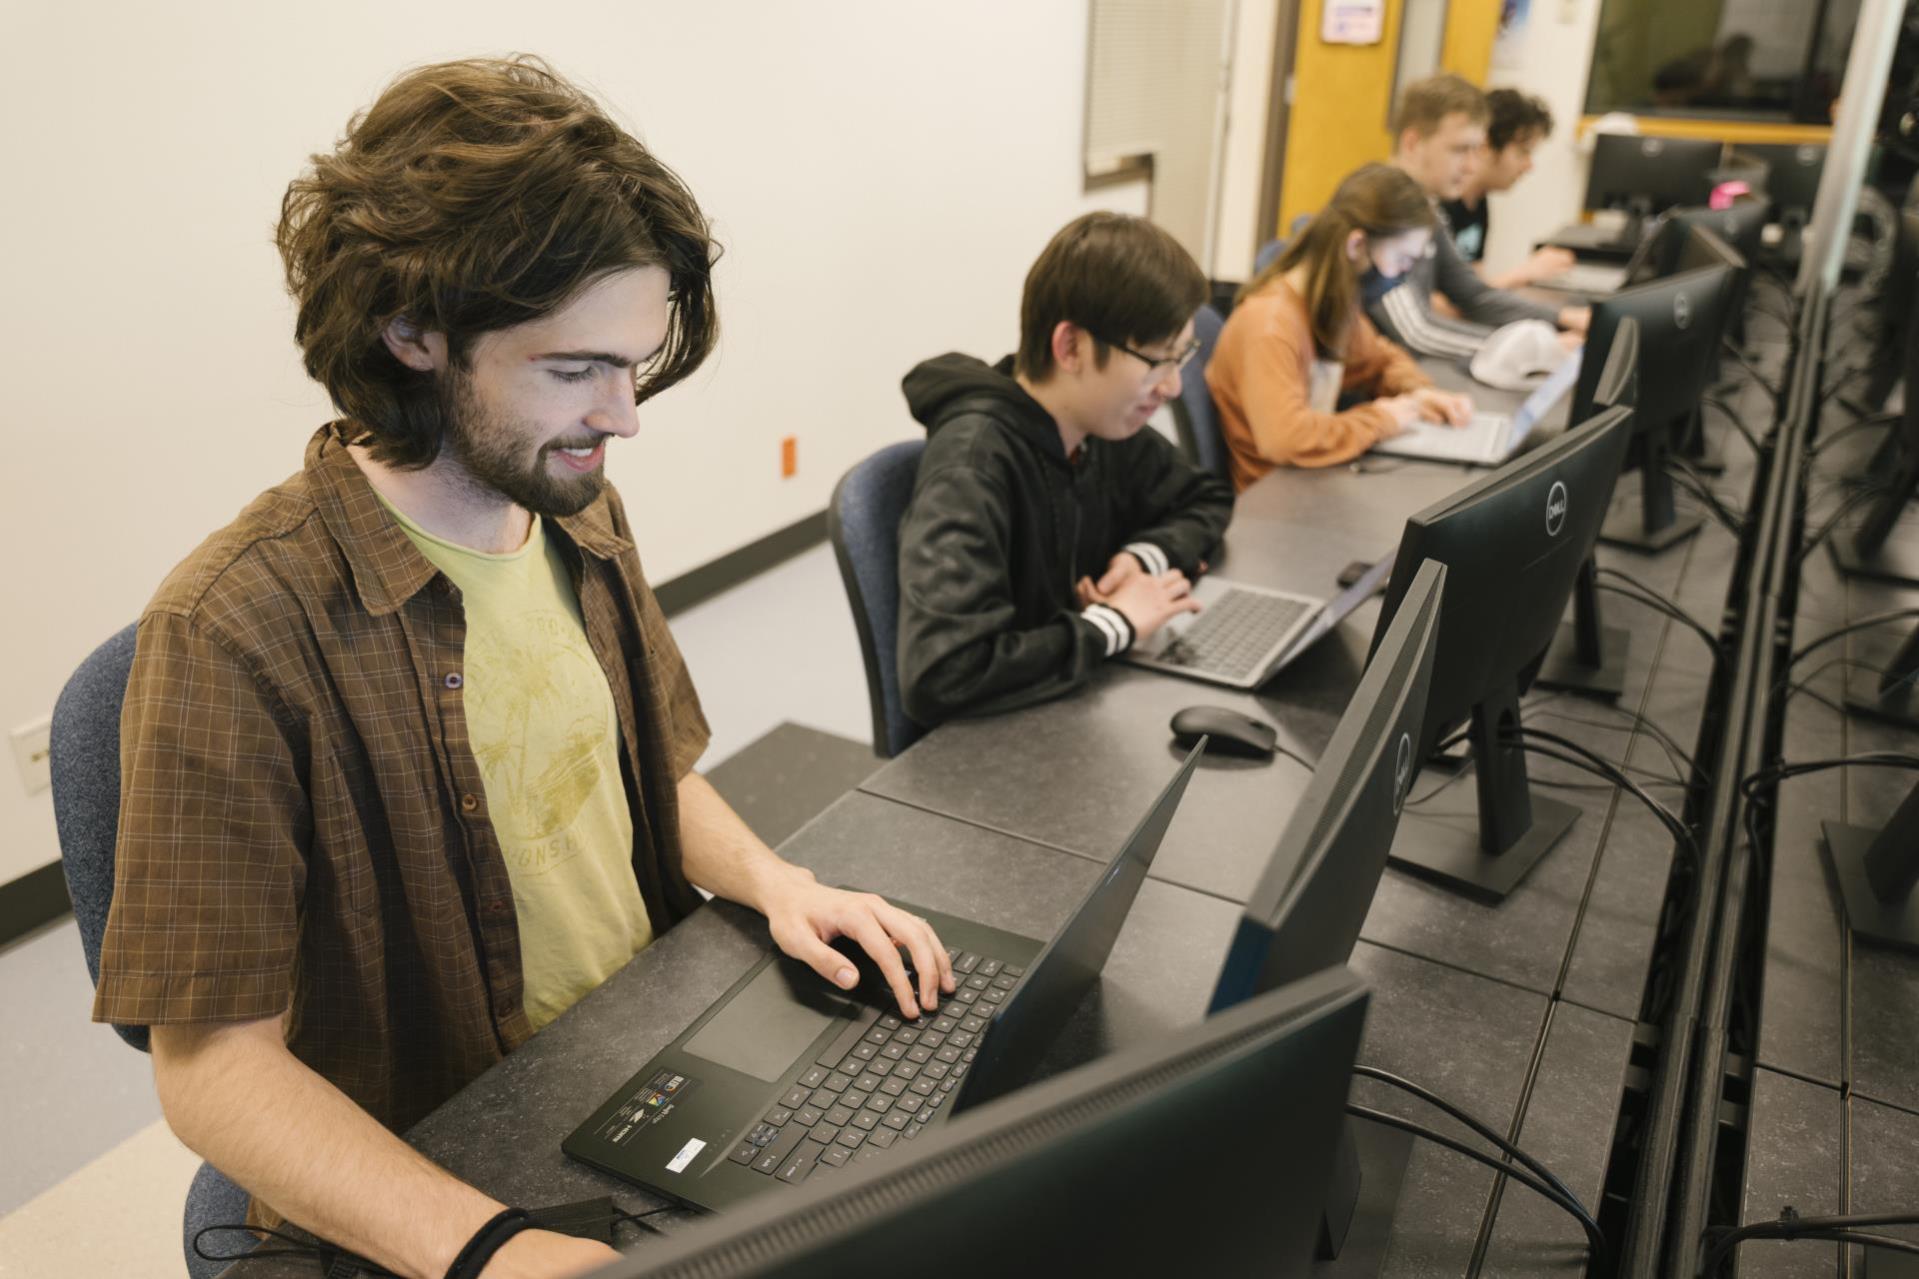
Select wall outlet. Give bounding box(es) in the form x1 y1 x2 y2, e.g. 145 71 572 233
11 715 52 796
781 435 798 478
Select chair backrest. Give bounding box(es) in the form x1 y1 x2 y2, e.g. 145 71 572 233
1253 238 1287 276
1171 303 1231 481
49 622 147 1051
828 440 928 759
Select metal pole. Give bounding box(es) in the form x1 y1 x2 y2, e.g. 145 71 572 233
1797 0 1905 294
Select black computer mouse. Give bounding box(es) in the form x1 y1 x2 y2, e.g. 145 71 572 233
1170 705 1278 759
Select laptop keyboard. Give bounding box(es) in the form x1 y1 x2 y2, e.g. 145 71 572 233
723 946 1023 1186
1154 589 1313 682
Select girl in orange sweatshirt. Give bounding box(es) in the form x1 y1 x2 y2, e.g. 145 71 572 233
1208 164 1475 489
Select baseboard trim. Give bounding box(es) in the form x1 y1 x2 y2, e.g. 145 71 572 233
0 861 73 949
657 509 828 617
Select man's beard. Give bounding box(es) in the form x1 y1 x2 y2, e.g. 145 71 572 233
438 368 606 519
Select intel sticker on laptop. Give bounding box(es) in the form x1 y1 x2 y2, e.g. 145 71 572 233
594 1069 699 1147
666 1138 706 1173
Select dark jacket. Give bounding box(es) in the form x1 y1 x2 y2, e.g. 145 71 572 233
896 353 1233 727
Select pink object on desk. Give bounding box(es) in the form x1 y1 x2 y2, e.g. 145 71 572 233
1709 181 1751 210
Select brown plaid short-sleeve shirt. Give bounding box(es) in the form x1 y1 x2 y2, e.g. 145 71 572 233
94 425 710 1204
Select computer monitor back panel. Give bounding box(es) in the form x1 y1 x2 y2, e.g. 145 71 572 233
1374 407 1636 758
1210 560 1443 1013
1671 201 1767 268
605 969 1371 1279
1736 142 1826 215
1585 133 1723 214
1574 264 1737 437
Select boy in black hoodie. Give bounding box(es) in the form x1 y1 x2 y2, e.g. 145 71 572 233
897 212 1235 727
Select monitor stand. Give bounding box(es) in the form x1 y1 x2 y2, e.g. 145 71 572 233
1388 685 1581 902
1536 558 1630 699
1313 1116 1414 1276
1599 431 1704 554
1676 409 1727 476
1842 624 1919 732
1829 530 1919 590
1820 783 1919 952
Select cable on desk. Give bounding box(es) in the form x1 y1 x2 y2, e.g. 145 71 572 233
1804 409 1899 458
1700 1207 1919 1276
1344 1104 1608 1266
1499 728 1702 870
192 1224 399 1276
1664 461 1747 533
1352 1066 1588 1213
1786 608 1919 670
1773 655 1893 713
1593 567 1723 656
1739 752 1919 797
1797 483 1897 558
1525 704 1700 782
1717 341 1782 398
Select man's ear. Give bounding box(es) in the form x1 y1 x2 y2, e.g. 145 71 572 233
1051 321 1085 375
381 316 446 373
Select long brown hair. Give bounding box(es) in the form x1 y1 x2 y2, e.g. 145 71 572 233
1240 164 1434 358
277 55 719 468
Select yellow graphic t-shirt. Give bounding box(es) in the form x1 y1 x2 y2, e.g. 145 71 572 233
384 500 654 1030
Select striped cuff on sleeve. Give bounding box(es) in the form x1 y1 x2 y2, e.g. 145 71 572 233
1082 603 1136 657
1123 541 1170 577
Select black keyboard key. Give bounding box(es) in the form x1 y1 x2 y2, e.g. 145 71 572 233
935 1046 962 1063
866 1093 894 1113
764 1107 793 1127
819 1145 852 1168
879 1044 906 1061
953 1062 970 1078
863 1027 891 1046
851 1112 880 1131
754 1124 807 1174
909 1077 937 1096
777 1144 820 1185
906 1046 933 1064
797 1066 828 1090
949 1032 975 1050
853 1072 882 1092
825 1105 855 1126
844 1090 873 1111
893 1028 920 1045
836 1128 867 1150
981 989 1005 1005
1005 966 1024 977
953 989 980 1005
923 1062 949 1081
807 1087 836 1108
930 1016 957 1034
824 1071 855 1093
879 1077 908 1097
906 1121 926 1138
878 1014 903 1030
811 1123 842 1146
794 1106 823 1128
959 1015 986 1035
896 1095 924 1115
893 1062 922 1081
779 1086 810 1110
868 1058 895 1078
869 1127 899 1150
954 952 981 974
978 959 1001 977
727 1140 758 1166
964 974 990 990
882 1112 910 1131
992 974 1017 991
816 1013 877 1071
848 1043 879 1063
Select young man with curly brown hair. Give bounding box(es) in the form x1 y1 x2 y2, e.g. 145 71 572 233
95 56 953 1279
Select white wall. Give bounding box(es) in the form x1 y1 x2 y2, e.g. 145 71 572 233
1213 0 1283 280
0 1 1146 887
1483 0 1606 278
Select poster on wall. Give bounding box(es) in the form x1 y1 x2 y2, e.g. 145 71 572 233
1322 0 1385 45
1493 0 1532 70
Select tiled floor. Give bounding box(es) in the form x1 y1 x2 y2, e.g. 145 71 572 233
0 541 873 1276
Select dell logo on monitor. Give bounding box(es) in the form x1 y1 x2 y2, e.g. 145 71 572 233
1674 291 1693 330
1393 732 1413 815
1546 480 1569 536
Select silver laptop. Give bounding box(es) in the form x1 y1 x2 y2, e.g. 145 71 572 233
1538 260 1629 295
1122 556 1393 690
1368 350 1582 467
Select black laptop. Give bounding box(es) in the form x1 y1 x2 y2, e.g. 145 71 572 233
561 744 1203 1211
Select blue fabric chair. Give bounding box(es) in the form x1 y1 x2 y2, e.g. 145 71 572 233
828 440 927 758
1253 237 1287 275
1171 303 1231 481
50 624 251 1279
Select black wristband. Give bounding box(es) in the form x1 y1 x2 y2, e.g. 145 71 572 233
446 1208 534 1279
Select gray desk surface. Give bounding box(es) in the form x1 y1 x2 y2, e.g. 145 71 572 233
234 788 1636 1278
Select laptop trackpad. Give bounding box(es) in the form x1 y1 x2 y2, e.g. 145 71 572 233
683 959 858 1083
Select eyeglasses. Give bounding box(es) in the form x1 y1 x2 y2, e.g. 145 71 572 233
1091 333 1203 377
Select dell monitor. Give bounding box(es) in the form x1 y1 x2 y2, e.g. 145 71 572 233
1831 290 1919 589
1535 319 1641 701
1576 259 1741 552
589 968 1371 1279
1206 557 1441 1269
1735 142 1826 223
1820 778 1919 953
1365 405 1636 900
1584 134 1724 237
